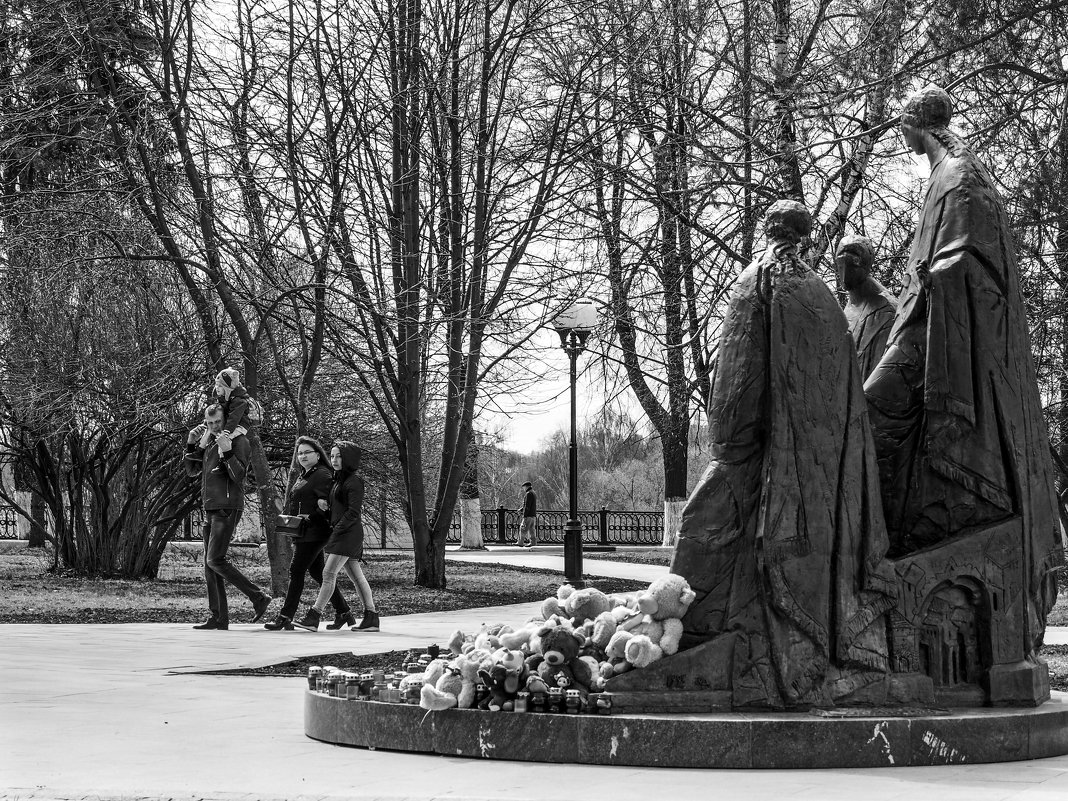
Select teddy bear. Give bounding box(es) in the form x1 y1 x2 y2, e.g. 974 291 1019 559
540 583 579 619
535 626 596 694
602 629 633 677
601 609 683 670
419 651 481 710
635 574 696 621
564 587 613 626
499 622 538 652
590 610 618 649
624 633 662 668
446 629 469 655
659 618 684 656
528 614 571 656
477 658 524 712
405 656 447 696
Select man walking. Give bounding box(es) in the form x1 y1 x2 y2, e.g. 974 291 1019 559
517 481 537 548
186 404 271 630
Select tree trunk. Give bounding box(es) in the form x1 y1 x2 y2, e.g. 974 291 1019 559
663 498 686 548
459 439 484 549
27 490 47 548
662 426 688 545
247 429 290 595
1056 90 1068 505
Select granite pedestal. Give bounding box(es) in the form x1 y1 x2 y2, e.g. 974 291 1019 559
305 690 1068 768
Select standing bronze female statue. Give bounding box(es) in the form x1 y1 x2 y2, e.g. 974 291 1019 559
864 86 1063 652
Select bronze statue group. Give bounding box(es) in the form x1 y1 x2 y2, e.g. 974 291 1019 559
669 84 1065 709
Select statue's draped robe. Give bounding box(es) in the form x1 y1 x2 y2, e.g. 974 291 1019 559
670 251 894 709
845 283 897 380
864 147 1064 644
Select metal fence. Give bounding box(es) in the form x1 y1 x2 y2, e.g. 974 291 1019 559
0 504 664 546
447 506 664 546
0 506 19 539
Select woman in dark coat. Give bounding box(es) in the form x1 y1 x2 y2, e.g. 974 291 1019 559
295 441 379 631
264 437 356 630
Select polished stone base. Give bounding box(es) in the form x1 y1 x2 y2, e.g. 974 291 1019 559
305 690 1068 768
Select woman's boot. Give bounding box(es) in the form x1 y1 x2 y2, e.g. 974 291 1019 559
293 608 321 632
325 611 357 630
263 614 294 631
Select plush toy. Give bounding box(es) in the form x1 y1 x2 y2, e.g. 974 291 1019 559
419 652 480 710
590 611 618 649
499 623 538 652
492 648 525 672
540 583 577 619
578 654 606 691
478 663 523 712
421 577 698 710
602 629 633 676
529 615 569 656
540 596 563 619
536 626 579 683
447 629 469 655
564 587 612 625
636 574 696 620
627 614 665 642
536 626 597 693
471 622 513 653
602 609 679 670
660 618 684 656
422 658 447 688
624 633 663 669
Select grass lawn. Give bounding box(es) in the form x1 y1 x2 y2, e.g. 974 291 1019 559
586 548 671 567
0 545 645 624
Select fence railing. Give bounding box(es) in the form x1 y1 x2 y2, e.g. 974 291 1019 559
0 506 19 539
447 506 664 546
0 504 665 547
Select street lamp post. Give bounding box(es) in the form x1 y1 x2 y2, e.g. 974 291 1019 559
554 299 598 588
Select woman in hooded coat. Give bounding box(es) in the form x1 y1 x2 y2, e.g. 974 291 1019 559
294 441 379 631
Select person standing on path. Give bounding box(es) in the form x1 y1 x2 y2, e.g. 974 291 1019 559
185 404 271 630
264 436 355 631
294 441 379 632
517 481 537 548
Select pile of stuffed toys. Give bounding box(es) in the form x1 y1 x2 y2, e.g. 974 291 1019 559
405 574 696 712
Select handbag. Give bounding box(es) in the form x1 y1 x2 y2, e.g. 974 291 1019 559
276 514 305 538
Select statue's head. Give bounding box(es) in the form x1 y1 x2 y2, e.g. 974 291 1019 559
835 234 875 291
900 85 953 154
764 200 811 245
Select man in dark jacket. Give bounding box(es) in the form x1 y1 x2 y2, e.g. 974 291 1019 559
517 481 537 548
186 404 271 630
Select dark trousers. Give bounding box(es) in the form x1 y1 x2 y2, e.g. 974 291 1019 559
279 538 351 619
203 508 264 624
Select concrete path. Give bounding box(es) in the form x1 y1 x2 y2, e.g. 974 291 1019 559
444 545 669 584
3 556 1068 800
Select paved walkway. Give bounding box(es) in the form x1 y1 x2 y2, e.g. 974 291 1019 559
3 553 1068 800
444 545 669 584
